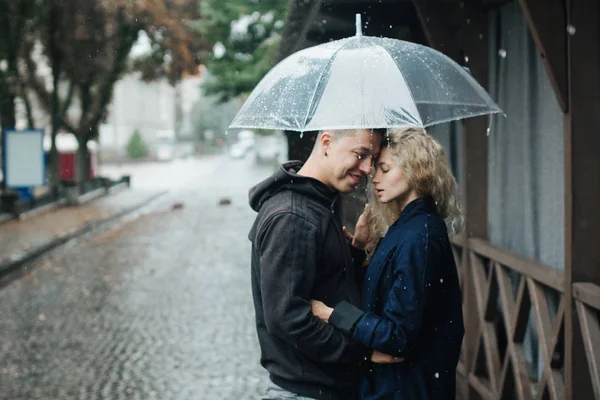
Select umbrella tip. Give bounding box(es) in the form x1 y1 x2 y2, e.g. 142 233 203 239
355 14 363 36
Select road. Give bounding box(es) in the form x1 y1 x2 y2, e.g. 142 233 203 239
0 153 275 400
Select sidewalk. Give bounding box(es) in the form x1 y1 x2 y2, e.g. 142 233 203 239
0 187 165 276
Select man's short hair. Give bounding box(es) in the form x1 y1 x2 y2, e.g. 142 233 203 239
310 128 385 155
318 128 387 139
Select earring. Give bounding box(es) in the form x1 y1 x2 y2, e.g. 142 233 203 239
325 151 328 157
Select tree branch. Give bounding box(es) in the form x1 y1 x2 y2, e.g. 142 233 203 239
20 40 76 134
85 9 140 140
59 81 74 118
20 87 35 128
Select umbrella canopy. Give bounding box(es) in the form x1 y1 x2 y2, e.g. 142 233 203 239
229 16 502 133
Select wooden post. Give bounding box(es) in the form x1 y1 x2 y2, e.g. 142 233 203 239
458 6 492 400
566 0 600 398
518 0 568 112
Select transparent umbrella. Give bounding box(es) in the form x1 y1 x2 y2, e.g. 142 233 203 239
229 15 502 133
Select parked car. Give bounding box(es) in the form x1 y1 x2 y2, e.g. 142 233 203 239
152 142 175 162
229 140 255 158
229 130 256 159
255 134 284 164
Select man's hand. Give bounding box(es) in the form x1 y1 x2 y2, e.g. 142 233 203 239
343 204 371 250
371 350 404 364
311 300 333 323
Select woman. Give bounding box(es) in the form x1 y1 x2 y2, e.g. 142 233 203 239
312 128 464 399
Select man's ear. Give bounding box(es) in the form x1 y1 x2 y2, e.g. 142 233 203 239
320 131 334 153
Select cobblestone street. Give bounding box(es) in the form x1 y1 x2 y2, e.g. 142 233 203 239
0 155 275 400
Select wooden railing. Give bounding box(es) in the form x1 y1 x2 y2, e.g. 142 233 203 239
573 282 600 398
451 237 568 400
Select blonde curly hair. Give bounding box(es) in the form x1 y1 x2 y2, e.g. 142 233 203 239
365 128 464 255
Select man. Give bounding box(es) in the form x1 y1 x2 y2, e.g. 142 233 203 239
248 129 393 400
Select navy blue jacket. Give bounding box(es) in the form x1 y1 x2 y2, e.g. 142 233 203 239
330 197 464 399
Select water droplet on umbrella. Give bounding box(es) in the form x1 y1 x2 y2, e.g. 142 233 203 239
498 49 507 58
300 132 304 139
567 25 576 35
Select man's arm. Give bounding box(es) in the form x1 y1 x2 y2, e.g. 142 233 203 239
257 212 370 364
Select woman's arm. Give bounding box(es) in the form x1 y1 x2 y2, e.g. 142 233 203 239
311 300 404 363
324 235 432 358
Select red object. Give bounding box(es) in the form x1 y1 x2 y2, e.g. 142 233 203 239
58 152 96 181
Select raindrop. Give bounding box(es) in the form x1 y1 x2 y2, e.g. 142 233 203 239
464 56 469 63
300 132 304 139
389 25 393 28
567 25 576 35
498 49 507 58
440 278 444 283
466 18 470 24
479 34 483 40
434 372 440 378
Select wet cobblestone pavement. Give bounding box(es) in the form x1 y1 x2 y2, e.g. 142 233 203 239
0 188 163 270
0 156 274 400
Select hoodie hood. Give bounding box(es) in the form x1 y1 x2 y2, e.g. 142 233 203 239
249 161 338 212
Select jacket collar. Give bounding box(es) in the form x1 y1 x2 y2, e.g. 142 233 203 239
392 196 437 228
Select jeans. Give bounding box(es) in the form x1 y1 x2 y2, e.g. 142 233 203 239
261 383 316 400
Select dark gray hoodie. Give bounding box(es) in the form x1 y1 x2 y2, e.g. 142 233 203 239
248 161 369 400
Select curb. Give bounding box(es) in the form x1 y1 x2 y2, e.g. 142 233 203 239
0 190 167 278
0 182 130 225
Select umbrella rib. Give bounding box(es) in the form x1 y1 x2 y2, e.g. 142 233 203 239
302 39 355 129
416 100 501 107
422 109 504 128
376 43 424 127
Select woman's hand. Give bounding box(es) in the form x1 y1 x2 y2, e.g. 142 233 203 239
311 300 333 323
343 204 371 250
371 350 404 364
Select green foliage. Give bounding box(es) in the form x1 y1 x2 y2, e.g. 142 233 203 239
192 0 290 103
126 130 149 159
